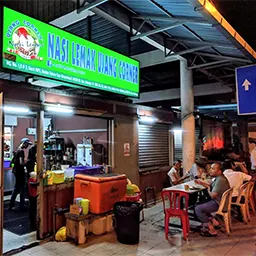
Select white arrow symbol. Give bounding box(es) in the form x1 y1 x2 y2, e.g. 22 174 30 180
242 79 251 91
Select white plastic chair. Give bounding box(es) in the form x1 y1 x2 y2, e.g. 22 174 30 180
246 181 255 221
215 187 233 235
231 182 250 224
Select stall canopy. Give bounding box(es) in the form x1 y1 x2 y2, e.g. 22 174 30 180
1 0 256 108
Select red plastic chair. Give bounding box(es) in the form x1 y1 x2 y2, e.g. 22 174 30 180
161 190 190 240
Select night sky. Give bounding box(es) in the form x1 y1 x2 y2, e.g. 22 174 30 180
212 0 256 49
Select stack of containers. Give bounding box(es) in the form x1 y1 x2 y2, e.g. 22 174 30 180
74 170 127 236
74 198 90 215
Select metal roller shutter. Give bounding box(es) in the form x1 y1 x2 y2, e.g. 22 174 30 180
138 123 170 171
174 130 182 161
195 128 201 158
174 128 201 161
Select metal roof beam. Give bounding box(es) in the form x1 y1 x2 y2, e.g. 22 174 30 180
89 2 185 61
188 60 230 70
196 52 251 63
50 8 94 28
130 21 182 41
201 62 232 70
77 0 108 13
168 37 235 49
132 50 179 68
133 82 232 103
133 15 210 25
218 74 235 79
166 46 210 58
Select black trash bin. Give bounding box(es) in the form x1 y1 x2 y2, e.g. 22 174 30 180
114 201 143 245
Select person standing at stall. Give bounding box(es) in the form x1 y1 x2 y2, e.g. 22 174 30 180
28 172 38 229
26 141 37 178
9 138 32 210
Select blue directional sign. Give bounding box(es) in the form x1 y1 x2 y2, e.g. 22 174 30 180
236 65 256 115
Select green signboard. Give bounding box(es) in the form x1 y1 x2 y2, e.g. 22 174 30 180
2 7 140 97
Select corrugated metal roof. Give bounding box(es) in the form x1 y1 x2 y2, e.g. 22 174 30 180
121 0 166 16
65 14 157 57
0 72 25 82
155 0 204 18
119 0 255 63
65 15 129 55
2 0 253 100
91 15 129 55
4 0 75 22
65 19 89 39
131 40 157 56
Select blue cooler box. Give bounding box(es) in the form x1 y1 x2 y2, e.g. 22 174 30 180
73 166 103 176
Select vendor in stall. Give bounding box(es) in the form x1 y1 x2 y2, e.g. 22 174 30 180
65 137 76 161
9 138 32 210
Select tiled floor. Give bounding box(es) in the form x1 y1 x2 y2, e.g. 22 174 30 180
3 230 37 253
14 203 256 256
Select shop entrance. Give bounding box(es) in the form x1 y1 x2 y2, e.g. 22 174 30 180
38 111 110 239
2 105 111 253
3 106 38 253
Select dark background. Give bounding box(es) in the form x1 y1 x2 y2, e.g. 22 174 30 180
212 0 256 48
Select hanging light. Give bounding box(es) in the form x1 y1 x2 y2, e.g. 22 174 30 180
4 106 30 113
139 116 156 123
172 129 182 133
45 104 74 114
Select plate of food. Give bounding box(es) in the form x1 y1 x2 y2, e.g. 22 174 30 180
189 186 201 190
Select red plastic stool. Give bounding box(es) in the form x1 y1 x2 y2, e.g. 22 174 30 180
161 190 190 240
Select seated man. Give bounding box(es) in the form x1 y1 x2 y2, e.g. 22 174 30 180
167 160 187 185
194 162 230 237
190 161 206 179
223 160 252 199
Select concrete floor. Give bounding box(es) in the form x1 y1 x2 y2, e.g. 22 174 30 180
13 202 256 256
3 195 37 253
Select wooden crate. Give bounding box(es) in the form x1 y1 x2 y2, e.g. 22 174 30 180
65 211 114 245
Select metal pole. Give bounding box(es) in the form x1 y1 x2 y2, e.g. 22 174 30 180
0 93 4 255
36 108 44 240
131 21 182 41
36 92 44 240
77 0 108 13
188 60 230 70
107 119 114 167
180 60 195 172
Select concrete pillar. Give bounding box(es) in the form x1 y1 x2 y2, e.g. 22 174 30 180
180 60 195 172
114 117 139 185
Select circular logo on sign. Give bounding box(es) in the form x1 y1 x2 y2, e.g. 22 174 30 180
11 26 41 60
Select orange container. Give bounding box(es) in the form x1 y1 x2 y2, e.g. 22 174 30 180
74 174 127 214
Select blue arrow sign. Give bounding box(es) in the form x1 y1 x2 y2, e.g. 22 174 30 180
236 65 256 115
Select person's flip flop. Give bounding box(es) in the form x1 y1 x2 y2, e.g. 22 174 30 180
200 231 217 237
